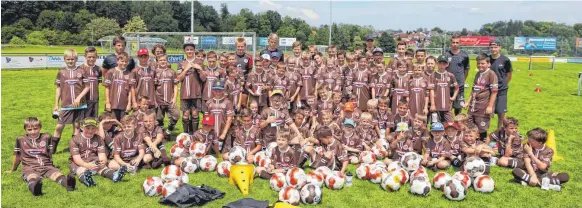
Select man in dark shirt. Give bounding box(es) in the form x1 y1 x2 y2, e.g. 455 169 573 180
489 39 513 130
102 36 136 75
261 33 284 63
445 35 470 115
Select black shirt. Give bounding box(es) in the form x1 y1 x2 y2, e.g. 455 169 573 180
489 55 513 91
102 54 136 72
260 47 284 63
445 50 470 85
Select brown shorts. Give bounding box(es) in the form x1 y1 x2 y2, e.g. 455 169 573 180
85 102 99 118
58 109 84 125
22 166 62 182
180 99 203 112
156 105 180 121
469 115 491 133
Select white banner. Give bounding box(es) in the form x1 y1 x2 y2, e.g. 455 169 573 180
279 38 297 47
2 56 104 69
184 35 199 44
222 37 254 45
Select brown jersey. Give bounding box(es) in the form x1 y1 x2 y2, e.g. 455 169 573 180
268 74 291 97
232 126 262 153
411 127 430 153
371 72 392 98
332 103 344 123
103 126 122 158
300 65 317 100
352 69 372 111
340 131 363 157
489 128 523 157
391 73 411 114
311 139 348 171
469 70 498 116
259 107 293 146
103 68 136 110
205 98 234 138
355 126 379 148
433 71 458 111
271 146 299 170
133 65 156 107
247 70 269 107
80 64 101 103
425 137 452 159
390 137 414 160
392 112 414 129
224 79 242 108
342 65 357 97
132 109 147 126
408 77 431 117
113 133 144 162
372 110 394 130
446 135 463 156
177 60 203 100
317 67 342 92
69 134 105 163
154 68 178 106
14 133 54 171
200 66 226 101
286 71 301 99
136 125 165 144
192 129 217 147
518 145 553 173
387 56 413 72
55 67 89 107
460 140 484 158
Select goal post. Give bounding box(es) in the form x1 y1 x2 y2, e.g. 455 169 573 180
528 56 555 71
415 48 444 56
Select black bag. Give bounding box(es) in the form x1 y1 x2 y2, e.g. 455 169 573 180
222 198 270 208
159 184 225 207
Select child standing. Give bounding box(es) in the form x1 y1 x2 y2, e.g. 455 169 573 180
299 51 317 106
408 64 431 117
177 43 204 135
464 54 498 140
391 60 411 115
133 48 157 110
356 112 379 150
104 52 135 121
154 55 180 136
353 57 372 111
200 51 226 112
430 55 459 123
81 46 101 118
205 80 234 156
371 64 391 100
224 66 243 112
246 58 269 111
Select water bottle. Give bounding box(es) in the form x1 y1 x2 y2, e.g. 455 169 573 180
345 172 353 187
431 112 439 123
52 110 59 119
541 177 550 190
129 165 137 175
490 157 499 166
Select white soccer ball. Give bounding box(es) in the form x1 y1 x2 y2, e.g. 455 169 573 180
372 161 387 170
315 166 333 180
199 155 218 172
386 161 401 172
381 171 403 192
473 175 495 193
400 152 422 172
161 180 183 198
444 179 467 201
279 186 300 206
300 183 322 205
142 176 163 197
180 171 189 184
285 168 307 189
410 167 429 182
433 172 452 191
464 156 487 178
216 161 232 177
270 172 287 191
359 151 377 164
189 142 207 159
228 146 247 164
170 143 186 158
253 151 267 166
355 163 373 180
452 171 472 189
325 172 345 190
257 158 271 168
176 133 192 149
181 157 199 173
306 171 325 188
368 167 385 184
371 146 388 160
410 176 432 196
161 165 182 182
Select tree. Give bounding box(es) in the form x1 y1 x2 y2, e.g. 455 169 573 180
13 18 35 30
83 17 121 44
265 10 282 32
219 3 232 32
36 10 60 29
73 10 98 33
239 9 257 32
1 26 27 43
41 29 58 45
460 28 468 36
351 35 364 51
9 36 26 45
558 38 572 56
231 15 247 32
54 11 75 31
377 31 396 53
26 31 49 45
123 16 148 33
148 14 178 32
296 31 307 43
574 23 582 36
257 13 271 37
93 1 131 26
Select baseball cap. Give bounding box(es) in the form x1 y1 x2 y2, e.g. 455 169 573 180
489 39 502 46
82 117 98 127
366 35 374 41
270 51 282 58
372 48 383 55
343 102 355 112
437 55 448 63
212 80 225 90
261 53 271 61
137 48 149 56
201 115 215 126
343 119 356 127
444 122 460 130
270 89 284 97
395 122 409 132
430 122 445 131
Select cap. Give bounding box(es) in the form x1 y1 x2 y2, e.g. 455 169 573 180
270 51 282 58
343 119 356 127
261 53 271 61
372 48 383 55
444 122 460 130
270 89 284 97
343 102 355 112
82 117 98 127
437 55 448 63
489 39 502 46
430 122 445 131
366 35 374 41
212 80 225 90
137 48 149 56
201 115 215 125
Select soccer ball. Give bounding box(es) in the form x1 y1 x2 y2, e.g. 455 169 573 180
386 161 401 172
228 146 247 164
452 171 472 189
410 176 431 196
161 165 182 182
279 186 300 206
372 161 387 170
286 168 307 189
216 161 232 177
300 183 322 205
161 180 183 198
170 143 186 158
142 176 163 197
410 167 429 182
180 171 189 184
181 157 199 173
315 166 333 180
464 156 487 178
325 172 345 190
369 167 385 184
473 175 495 193
270 172 287 191
397 169 410 185
433 172 452 191
400 152 422 172
359 151 377 164
189 142 207 159
371 146 388 160
265 142 277 157
444 179 467 201
253 151 267 165
199 155 218 172
356 163 372 180
306 171 325 188
381 171 402 191
176 133 192 149
257 158 271 168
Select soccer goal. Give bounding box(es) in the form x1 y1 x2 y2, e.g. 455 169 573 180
416 48 444 56
528 56 555 71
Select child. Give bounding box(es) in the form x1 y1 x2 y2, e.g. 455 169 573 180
258 90 304 147
268 62 291 100
455 113 470 131
177 43 204 135
316 87 334 123
6 117 76 195
133 48 157 110
249 100 261 126
69 118 126 187
415 49 427 65
81 46 101 118
424 56 436 79
388 42 412 72
410 114 430 154
139 110 171 169
373 98 393 139
356 112 379 150
317 59 342 93
337 50 346 68
132 97 150 126
224 66 243 112
430 55 459 123
464 54 498 140
256 130 300 179
384 122 414 164
192 115 219 158
391 60 411 115
204 80 234 156
97 112 122 159
109 116 144 173
246 58 269 111
342 53 357 101
331 92 344 123
422 122 451 170
154 55 180 135
371 64 391 100
460 126 494 175
444 122 463 167
299 51 317 106
488 117 524 168
104 52 135 121
306 126 349 174
391 100 414 132
408 64 431 117
353 56 372 111
339 102 360 125
200 51 226 112
53 49 91 154
512 128 569 190
311 110 342 141
340 119 363 164
227 109 262 164
290 41 303 65
292 110 312 140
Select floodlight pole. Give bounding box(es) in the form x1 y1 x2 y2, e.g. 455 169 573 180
191 0 194 33
329 0 332 46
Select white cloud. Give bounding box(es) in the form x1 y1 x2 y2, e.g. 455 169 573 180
300 8 320 20
259 0 282 10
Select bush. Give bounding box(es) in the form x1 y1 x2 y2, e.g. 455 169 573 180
25 31 49 45
9 36 26 45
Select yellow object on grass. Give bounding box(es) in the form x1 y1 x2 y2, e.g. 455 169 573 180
228 164 255 195
546 129 564 161
272 202 299 208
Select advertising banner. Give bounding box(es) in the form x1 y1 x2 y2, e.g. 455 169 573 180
514 37 557 50
279 38 297 47
459 36 496 46
258 37 268 46
222 37 254 45
184 36 199 44
576 38 582 48
200 36 217 45
2 55 104 69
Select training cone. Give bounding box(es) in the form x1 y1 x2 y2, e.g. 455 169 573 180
546 129 564 161
228 164 255 195
273 202 299 208
534 84 541 92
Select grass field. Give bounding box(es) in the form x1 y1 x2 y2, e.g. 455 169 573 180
2 59 582 208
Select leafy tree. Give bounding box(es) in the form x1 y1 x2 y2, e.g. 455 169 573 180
231 15 247 32
265 10 282 32
296 31 307 43
257 13 271 37
148 14 178 32
219 3 232 32
9 36 27 45
83 17 121 45
13 18 35 30
351 35 364 51
377 31 396 53
26 31 49 45
73 10 98 33
239 9 257 32
36 10 60 29
431 27 443 33
41 29 58 45
574 23 582 36
460 28 468 36
1 26 27 43
123 16 148 33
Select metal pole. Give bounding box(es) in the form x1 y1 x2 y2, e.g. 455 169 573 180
191 0 194 33
329 0 332 46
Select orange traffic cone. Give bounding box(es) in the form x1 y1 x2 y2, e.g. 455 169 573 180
546 129 564 161
534 84 541 92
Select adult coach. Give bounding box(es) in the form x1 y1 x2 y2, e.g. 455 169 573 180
489 39 513 130
261 33 284 63
234 37 253 107
364 35 376 54
445 35 470 115
102 35 136 75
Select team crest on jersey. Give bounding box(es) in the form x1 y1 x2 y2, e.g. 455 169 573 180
77 73 83 78
244 59 248 63
92 142 99 147
446 77 450 82
480 122 486 127
39 141 46 147
403 145 409 149
421 83 426 88
133 141 140 146
124 75 130 80
284 157 290 162
448 57 452 62
349 141 354 145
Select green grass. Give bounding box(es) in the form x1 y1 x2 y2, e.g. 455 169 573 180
2 60 582 208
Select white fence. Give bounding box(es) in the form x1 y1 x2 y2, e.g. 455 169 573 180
1 53 105 69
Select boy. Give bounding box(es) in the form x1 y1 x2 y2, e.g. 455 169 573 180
415 49 427 65
371 64 391 100
255 130 300 179
356 112 379 150
337 50 346 68
139 110 171 169
258 90 304 147
340 119 363 164
224 66 243 112
444 122 463 167
463 54 498 140
103 52 135 121
247 58 269 111
373 97 393 139
460 126 494 175
388 42 412 72
299 51 317 106
342 53 357 101
488 117 524 168
154 55 180 135
430 55 459 123
353 57 372 111
391 60 410 115
306 126 349 174
132 96 152 126
317 60 342 93
69 118 126 187
97 112 122 159
268 62 291 100
102 36 135 75
422 122 451 170
133 48 157 110
200 51 226 112
205 80 234 156
391 100 414 132
53 49 91 154
384 122 414 164
339 102 360 125
177 43 204 135
109 116 145 173
192 115 219 158
408 64 431 117
6 117 76 195
81 46 101 118
512 128 569 190
227 109 262 164
410 114 430 154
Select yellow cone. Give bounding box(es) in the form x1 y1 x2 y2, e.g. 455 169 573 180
546 129 564 161
228 164 255 195
273 202 299 208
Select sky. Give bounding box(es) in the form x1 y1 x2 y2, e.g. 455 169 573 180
201 0 581 31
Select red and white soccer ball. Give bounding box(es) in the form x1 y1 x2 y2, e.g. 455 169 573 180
410 167 429 182
189 142 207 159
170 143 186 158
433 172 452 191
368 167 385 184
381 171 403 192
228 146 247 164
306 171 325 188
315 166 333 180
181 156 199 173
286 168 307 189
396 168 410 185
176 133 192 149
410 175 431 196
161 180 183 198
359 151 377 164
371 146 388 160
279 186 301 206
355 163 372 180
257 158 271 168
253 151 267 166
444 179 467 201
473 175 495 193
372 161 387 170
386 161 401 172
199 155 218 172
464 156 487 178
400 152 422 172
270 172 287 192
452 171 472 189
216 161 232 177
300 183 323 205
161 165 182 182
142 176 164 197
325 172 345 190
180 171 189 184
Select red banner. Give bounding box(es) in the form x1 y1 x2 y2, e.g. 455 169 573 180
460 36 496 46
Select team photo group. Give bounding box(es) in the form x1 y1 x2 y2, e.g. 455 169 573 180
5 32 571 204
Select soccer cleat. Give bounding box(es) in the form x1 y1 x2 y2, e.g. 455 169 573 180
66 174 76 191
112 166 128 183
81 170 96 187
28 180 43 196
165 129 172 136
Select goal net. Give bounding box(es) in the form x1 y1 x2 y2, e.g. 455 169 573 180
416 48 443 56
528 56 555 71
459 46 490 55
